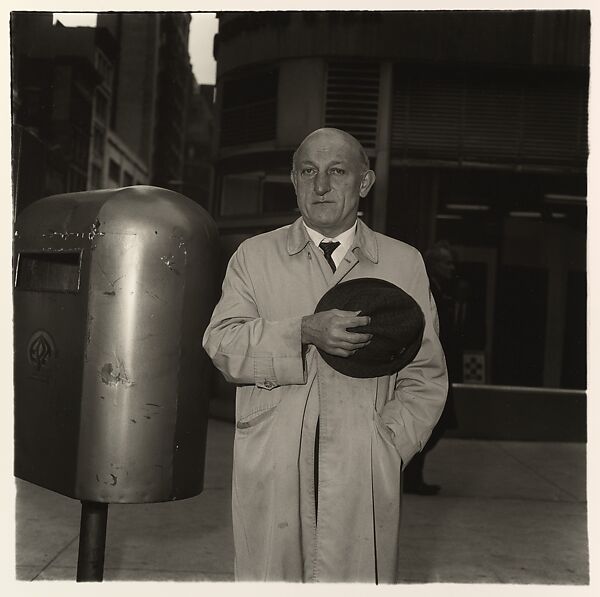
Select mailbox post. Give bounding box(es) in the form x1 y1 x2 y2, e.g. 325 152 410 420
14 186 220 581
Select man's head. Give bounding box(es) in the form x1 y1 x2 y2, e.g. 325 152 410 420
425 241 456 284
291 128 376 237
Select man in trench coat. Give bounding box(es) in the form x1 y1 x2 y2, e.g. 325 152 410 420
203 128 448 582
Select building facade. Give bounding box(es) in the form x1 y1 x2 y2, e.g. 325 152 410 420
210 11 589 391
12 13 112 211
97 12 194 192
13 12 196 208
182 82 215 210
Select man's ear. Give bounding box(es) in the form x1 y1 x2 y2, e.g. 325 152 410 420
359 170 376 198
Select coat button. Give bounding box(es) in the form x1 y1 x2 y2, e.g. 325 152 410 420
264 381 274 389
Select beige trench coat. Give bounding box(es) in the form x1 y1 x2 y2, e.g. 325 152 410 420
202 217 448 582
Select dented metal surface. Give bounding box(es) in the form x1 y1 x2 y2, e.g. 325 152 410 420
42 218 106 242
100 361 135 387
14 186 219 503
160 254 181 275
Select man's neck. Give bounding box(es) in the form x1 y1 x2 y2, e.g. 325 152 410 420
303 220 357 241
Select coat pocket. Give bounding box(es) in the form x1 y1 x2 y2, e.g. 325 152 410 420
373 411 400 455
236 405 278 430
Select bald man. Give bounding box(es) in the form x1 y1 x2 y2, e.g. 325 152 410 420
203 128 447 582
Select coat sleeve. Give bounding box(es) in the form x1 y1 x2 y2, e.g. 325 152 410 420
379 251 449 467
202 243 306 389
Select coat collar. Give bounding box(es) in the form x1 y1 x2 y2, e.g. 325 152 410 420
287 217 379 263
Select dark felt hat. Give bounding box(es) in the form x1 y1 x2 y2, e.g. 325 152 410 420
314 278 425 378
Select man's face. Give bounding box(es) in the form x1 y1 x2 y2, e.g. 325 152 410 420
291 130 375 237
432 249 456 282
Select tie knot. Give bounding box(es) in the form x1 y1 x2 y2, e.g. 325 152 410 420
319 240 340 259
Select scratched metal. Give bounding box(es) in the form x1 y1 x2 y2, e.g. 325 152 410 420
14 186 219 503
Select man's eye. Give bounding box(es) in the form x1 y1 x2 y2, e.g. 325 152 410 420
330 168 345 175
301 168 316 176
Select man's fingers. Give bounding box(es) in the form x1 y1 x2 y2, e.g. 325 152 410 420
336 339 371 351
331 309 361 317
327 347 357 357
342 331 372 344
350 340 371 350
343 315 371 328
331 310 371 327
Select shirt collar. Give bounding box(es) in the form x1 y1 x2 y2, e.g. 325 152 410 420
287 216 379 263
302 221 356 252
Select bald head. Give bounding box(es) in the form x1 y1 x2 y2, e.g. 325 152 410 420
289 127 376 237
292 128 370 172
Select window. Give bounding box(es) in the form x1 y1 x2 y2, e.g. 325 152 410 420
70 89 92 129
391 66 588 167
70 128 89 167
220 69 278 147
220 173 261 216
262 176 297 214
95 50 113 90
92 124 105 158
90 164 102 189
67 167 86 192
108 159 120 184
95 91 108 124
219 172 298 217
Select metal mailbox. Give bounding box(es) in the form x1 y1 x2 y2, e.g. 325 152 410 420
14 186 219 504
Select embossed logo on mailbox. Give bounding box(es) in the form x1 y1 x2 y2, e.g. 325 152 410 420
27 330 56 371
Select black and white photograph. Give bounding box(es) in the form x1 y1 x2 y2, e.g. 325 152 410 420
7 2 593 590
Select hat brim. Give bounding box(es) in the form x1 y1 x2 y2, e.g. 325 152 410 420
314 278 425 378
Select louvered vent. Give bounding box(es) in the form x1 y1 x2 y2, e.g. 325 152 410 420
393 71 462 160
325 62 380 148
392 68 588 167
521 81 588 163
463 73 521 162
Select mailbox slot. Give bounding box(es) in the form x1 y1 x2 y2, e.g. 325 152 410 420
15 251 82 293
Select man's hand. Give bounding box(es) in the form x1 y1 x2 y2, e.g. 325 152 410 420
301 309 372 357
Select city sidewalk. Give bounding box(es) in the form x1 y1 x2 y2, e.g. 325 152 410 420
15 418 588 583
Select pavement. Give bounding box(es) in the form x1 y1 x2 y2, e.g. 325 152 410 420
14 417 588 584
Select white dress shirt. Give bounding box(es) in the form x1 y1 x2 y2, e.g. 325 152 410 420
303 221 357 269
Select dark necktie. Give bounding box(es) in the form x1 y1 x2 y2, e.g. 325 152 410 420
319 240 340 272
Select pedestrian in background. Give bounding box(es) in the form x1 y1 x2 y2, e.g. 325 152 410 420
403 241 461 495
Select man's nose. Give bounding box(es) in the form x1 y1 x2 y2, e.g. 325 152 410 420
314 172 331 196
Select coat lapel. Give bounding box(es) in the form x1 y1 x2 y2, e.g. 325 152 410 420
287 217 381 289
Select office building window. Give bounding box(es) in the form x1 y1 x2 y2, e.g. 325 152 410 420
95 91 108 124
67 167 86 193
220 172 298 217
220 69 278 147
92 124 105 158
108 159 121 184
262 176 297 214
220 173 261 216
95 50 113 90
90 164 102 189
391 66 588 167
71 127 89 167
